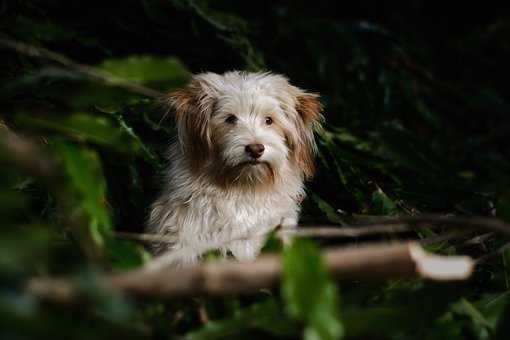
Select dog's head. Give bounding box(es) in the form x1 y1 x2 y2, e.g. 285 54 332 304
166 71 323 188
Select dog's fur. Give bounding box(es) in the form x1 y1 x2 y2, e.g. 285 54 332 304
147 71 323 266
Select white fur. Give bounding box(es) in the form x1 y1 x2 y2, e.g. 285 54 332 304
146 71 321 266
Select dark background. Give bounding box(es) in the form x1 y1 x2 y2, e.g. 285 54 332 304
1 1 510 339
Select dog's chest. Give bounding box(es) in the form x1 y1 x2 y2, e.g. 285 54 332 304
194 188 297 238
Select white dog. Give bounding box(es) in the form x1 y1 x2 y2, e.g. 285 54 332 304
147 71 323 266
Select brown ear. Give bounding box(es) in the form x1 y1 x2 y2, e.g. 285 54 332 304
166 76 217 169
293 93 323 179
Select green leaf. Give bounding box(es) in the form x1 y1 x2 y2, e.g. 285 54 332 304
497 194 510 223
475 292 510 330
452 298 492 327
378 121 445 176
107 239 152 271
98 55 190 89
282 239 344 340
185 299 295 340
54 141 112 246
0 189 27 218
343 307 415 338
260 231 283 253
310 193 344 224
494 293 510 339
13 16 98 44
450 298 492 340
503 249 510 290
112 112 160 166
371 187 398 215
15 113 147 157
0 226 53 277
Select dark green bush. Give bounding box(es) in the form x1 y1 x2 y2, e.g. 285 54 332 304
1 1 510 339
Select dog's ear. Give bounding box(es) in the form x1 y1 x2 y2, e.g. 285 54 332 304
165 74 218 168
292 92 323 179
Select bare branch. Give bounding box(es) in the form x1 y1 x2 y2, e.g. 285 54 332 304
354 214 510 237
27 242 474 303
115 215 505 272
115 231 177 244
116 214 507 260
282 224 410 237
115 224 410 245
0 127 59 184
418 230 475 246
116 217 508 250
0 35 164 99
475 242 510 264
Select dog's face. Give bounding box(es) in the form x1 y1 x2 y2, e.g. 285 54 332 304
166 72 323 189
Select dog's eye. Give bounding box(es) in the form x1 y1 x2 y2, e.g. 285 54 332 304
265 117 273 125
225 115 238 124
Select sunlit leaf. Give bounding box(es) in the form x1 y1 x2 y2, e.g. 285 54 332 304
98 55 190 90
371 186 398 215
107 239 152 271
15 113 147 157
53 141 112 246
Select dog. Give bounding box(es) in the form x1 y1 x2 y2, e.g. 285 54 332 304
147 71 323 266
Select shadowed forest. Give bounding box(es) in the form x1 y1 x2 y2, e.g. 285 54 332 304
2 1 510 339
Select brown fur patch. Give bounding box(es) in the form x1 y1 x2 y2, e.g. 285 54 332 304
296 93 323 126
166 80 215 170
293 93 323 179
211 161 277 193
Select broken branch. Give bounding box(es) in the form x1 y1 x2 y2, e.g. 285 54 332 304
27 242 474 303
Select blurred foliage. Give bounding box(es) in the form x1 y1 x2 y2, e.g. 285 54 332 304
1 0 510 339
283 240 344 340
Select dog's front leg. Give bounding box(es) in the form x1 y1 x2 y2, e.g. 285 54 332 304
228 237 265 262
279 214 299 246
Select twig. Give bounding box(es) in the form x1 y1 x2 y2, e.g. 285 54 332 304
463 232 495 246
118 224 415 271
117 215 503 272
475 242 510 264
0 35 164 99
354 214 510 237
0 128 57 182
27 242 474 302
117 220 494 249
115 231 177 244
418 230 475 246
282 224 410 237
115 224 410 245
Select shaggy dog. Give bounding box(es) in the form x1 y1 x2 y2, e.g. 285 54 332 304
147 71 323 266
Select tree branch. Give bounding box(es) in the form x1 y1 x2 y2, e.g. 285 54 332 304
114 224 411 244
27 242 474 303
0 35 164 99
354 214 510 237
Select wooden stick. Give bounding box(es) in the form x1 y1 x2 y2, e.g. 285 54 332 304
114 224 410 244
27 242 474 303
354 214 510 237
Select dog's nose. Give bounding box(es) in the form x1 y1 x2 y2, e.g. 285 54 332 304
245 144 265 159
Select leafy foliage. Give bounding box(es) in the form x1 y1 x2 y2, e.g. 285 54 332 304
283 240 344 340
1 1 510 339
